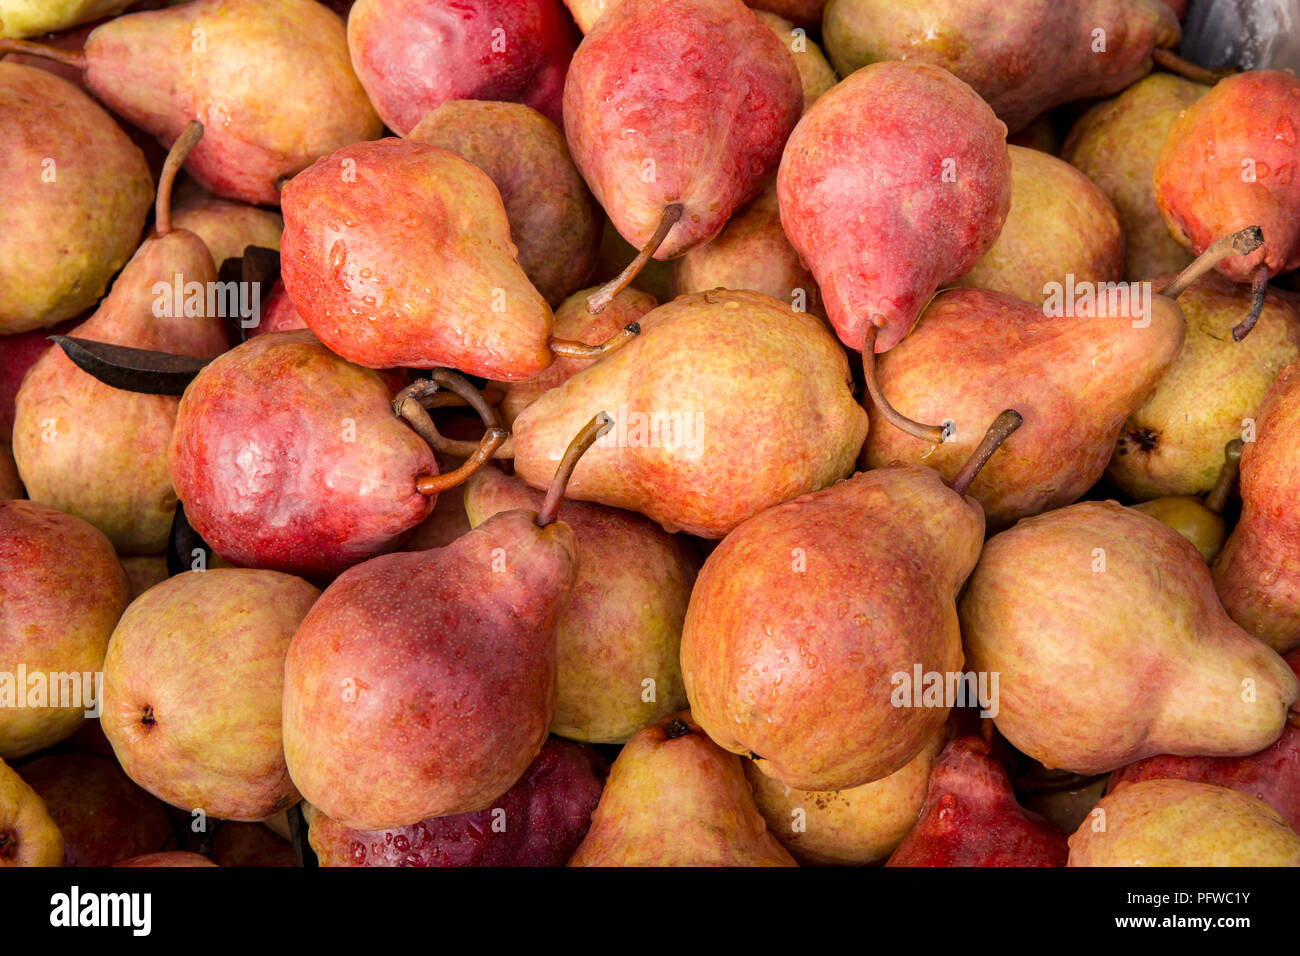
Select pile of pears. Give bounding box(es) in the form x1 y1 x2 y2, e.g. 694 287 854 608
5 0 1300 870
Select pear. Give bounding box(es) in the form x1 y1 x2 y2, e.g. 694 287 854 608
0 758 63 867
1110 274 1299 501
407 100 601 307
1062 74 1208 280
118 554 171 601
886 736 1069 867
211 823 295 868
776 60 1011 357
955 146 1124 307
670 181 823 318
0 444 20 500
3 0 382 205
745 724 948 866
511 290 868 539
12 124 229 553
170 194 283 271
749 1 825 27
0 1 133 37
0 500 130 759
1213 363 1300 653
1069 779 1300 866
823 0 1180 134
568 712 797 866
464 465 700 744
247 280 306 338
681 413 1021 790
0 62 152 333
960 501 1300 775
563 0 802 305
564 0 614 31
113 851 217 867
861 287 1185 528
752 10 837 112
1132 440 1242 564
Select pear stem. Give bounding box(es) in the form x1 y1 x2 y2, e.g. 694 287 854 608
0 38 87 70
861 322 954 444
1232 263 1271 341
415 428 508 496
549 322 641 359
535 412 613 527
949 410 1023 498
155 121 204 237
1159 226 1264 298
1203 440 1244 515
1151 47 1234 86
587 204 683 314
429 368 503 429
395 377 514 459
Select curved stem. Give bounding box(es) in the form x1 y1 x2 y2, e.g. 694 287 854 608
587 205 683 314
394 378 514 459
549 322 641 359
1159 226 1264 298
861 323 954 444
0 38 87 70
156 121 204 236
415 428 507 496
1151 47 1234 86
429 368 503 429
535 412 613 527
1204 440 1244 516
1232 263 1271 341
949 410 1023 498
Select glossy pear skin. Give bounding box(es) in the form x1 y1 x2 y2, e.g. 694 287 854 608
1109 274 1300 500
83 0 382 205
1213 363 1300 653
0 63 152 332
777 61 1011 353
862 288 1185 527
0 758 63 867
283 511 576 830
511 290 868 538
1062 74 1208 281
960 502 1300 775
682 466 980 791
886 736 1068 867
568 713 797 866
563 0 802 258
168 331 436 579
956 146 1124 307
1069 779 1300 866
1155 71 1300 282
280 138 554 380
464 466 700 743
823 0 1179 134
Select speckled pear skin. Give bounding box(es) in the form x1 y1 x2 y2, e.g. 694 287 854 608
511 290 868 539
100 569 318 822
168 331 436 580
682 466 980 791
499 285 658 425
408 100 601 307
568 712 797 866
955 146 1124 307
960 502 1300 776
464 466 700 744
1062 74 1208 281
0 758 63 867
1069 779 1300 866
0 63 152 333
752 11 836 113
0 500 130 759
563 0 802 259
1156 71 1300 283
1213 363 1300 654
861 288 1184 528
82 0 381 206
12 228 227 554
777 61 1012 354
1110 275 1300 501
282 510 576 830
280 138 554 381
823 0 1179 134
170 197 283 272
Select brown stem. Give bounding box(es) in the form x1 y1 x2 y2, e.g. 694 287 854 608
549 322 641 359
394 378 514 459
1159 226 1264 298
1203 440 1244 515
429 368 503 429
949 410 1023 498
0 38 87 70
587 205 683 313
535 412 613 527
415 428 507 496
861 323 954 444
1151 47 1234 86
156 121 204 237
1232 263 1271 341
